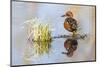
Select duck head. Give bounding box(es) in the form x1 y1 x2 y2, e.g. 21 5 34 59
61 11 73 18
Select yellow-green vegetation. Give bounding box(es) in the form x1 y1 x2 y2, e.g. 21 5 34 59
33 41 51 56
33 24 52 41
24 18 52 56
25 18 52 42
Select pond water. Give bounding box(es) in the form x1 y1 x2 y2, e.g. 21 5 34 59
12 1 95 66
12 35 95 65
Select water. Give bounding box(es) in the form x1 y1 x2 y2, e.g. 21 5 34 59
12 1 95 66
12 35 95 65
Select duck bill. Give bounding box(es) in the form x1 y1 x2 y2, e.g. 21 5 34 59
61 15 66 17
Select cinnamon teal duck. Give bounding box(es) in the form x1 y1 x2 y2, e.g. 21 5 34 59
61 11 78 36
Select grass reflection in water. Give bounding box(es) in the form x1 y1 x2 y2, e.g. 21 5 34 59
32 41 51 56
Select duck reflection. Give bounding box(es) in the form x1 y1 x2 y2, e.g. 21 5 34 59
62 38 78 57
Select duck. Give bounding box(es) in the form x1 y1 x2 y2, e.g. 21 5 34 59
61 11 78 36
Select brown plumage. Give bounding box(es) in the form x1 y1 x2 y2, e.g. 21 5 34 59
62 11 78 33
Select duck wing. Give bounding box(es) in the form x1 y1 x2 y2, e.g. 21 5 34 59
64 18 77 32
